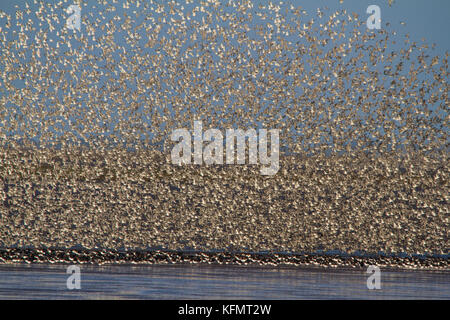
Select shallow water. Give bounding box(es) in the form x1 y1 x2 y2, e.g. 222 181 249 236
0 263 448 299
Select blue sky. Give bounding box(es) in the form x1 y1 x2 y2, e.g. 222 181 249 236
0 0 448 151
1 0 448 53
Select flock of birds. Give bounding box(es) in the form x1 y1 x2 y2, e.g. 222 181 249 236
0 0 448 261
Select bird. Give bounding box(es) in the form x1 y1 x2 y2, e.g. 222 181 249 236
0 0 447 264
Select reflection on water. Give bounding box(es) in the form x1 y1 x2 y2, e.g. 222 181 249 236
0 264 448 299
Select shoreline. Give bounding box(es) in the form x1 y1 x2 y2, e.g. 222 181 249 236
0 248 447 271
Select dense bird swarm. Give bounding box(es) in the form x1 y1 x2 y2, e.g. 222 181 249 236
0 0 448 265
0 148 448 258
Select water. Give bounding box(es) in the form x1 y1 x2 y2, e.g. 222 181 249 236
0 264 448 299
